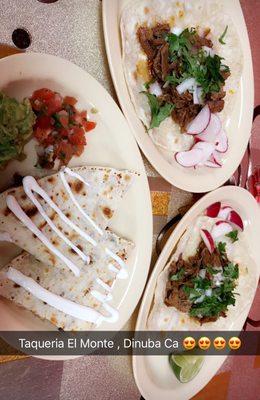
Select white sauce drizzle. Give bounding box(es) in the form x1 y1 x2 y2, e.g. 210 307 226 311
23 176 89 264
3 267 118 324
60 169 103 236
4 167 130 325
6 195 80 277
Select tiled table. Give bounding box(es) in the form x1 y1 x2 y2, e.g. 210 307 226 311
0 1 259 399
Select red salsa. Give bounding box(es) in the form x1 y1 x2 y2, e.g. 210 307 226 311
30 88 96 168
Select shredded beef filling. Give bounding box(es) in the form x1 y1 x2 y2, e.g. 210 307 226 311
164 241 229 324
137 23 231 131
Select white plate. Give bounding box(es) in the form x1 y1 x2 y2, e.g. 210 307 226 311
102 0 254 192
0 52 153 333
133 186 260 400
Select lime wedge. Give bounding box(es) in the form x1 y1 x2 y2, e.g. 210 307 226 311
169 355 204 383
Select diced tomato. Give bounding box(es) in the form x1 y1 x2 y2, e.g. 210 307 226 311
83 120 96 132
44 135 55 145
63 96 77 107
68 127 86 145
34 127 52 143
55 141 74 165
73 144 85 157
59 128 69 138
32 88 55 102
44 93 63 116
56 110 69 128
35 115 53 130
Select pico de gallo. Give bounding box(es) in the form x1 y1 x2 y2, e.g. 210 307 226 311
30 88 96 169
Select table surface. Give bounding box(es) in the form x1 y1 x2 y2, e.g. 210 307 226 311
0 1 259 399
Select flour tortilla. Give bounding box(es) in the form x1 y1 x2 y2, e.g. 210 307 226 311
147 216 257 331
121 0 243 163
0 228 133 331
0 166 137 272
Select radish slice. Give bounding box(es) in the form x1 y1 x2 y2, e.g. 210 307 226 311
215 129 228 153
205 202 221 218
187 105 211 135
228 210 244 231
175 148 204 167
205 160 221 168
176 78 196 95
218 206 232 220
149 81 163 97
212 151 223 166
193 142 215 162
211 221 233 239
197 114 222 142
200 229 215 253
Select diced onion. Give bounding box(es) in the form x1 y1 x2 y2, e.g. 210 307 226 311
194 294 205 304
176 78 196 95
149 81 163 97
199 269 206 279
171 27 183 36
203 46 215 57
205 288 212 297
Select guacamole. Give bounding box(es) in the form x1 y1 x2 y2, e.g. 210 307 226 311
0 91 35 169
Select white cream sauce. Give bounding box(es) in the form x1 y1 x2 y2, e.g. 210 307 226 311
4 167 129 325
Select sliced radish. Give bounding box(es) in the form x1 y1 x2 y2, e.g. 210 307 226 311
197 114 222 143
200 229 215 253
187 105 211 135
215 129 228 153
218 206 232 220
228 210 244 231
212 151 222 166
193 142 215 162
204 160 221 168
176 78 196 95
175 148 204 167
205 202 221 218
211 221 233 239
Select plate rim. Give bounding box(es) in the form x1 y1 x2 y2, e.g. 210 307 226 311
0 51 153 339
102 0 254 193
133 186 260 400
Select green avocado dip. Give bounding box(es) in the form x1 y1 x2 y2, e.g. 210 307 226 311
0 91 36 169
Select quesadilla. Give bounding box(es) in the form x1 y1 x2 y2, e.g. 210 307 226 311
121 0 243 165
0 166 136 275
0 165 136 330
148 202 257 330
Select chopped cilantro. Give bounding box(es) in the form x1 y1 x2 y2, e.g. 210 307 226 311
52 113 62 129
141 92 174 129
170 268 185 281
225 230 239 243
217 241 227 255
223 263 239 280
219 26 228 45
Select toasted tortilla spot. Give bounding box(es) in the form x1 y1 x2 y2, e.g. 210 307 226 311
21 194 26 200
144 6 149 14
103 173 109 182
102 207 113 219
169 16 175 27
136 59 151 82
24 206 38 218
74 181 84 193
124 174 131 181
70 248 76 254
50 212 56 221
52 239 58 246
3 207 11 216
51 315 57 325
77 244 83 252
179 10 184 18
13 283 20 288
65 212 71 218
84 288 90 296
47 177 54 184
39 221 47 230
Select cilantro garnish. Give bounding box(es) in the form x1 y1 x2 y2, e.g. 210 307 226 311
219 26 228 45
217 241 227 255
170 268 185 281
225 230 239 243
141 92 174 129
223 263 239 280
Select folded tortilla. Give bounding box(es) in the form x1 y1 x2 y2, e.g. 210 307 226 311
121 0 243 162
0 228 133 330
147 216 257 331
0 166 136 272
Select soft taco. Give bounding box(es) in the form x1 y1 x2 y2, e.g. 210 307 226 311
121 0 243 167
148 202 257 330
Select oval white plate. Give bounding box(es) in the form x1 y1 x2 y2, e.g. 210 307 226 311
0 52 153 333
133 186 260 400
102 0 254 192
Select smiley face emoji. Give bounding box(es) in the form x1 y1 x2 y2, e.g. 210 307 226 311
198 337 211 350
183 337 196 350
213 337 226 350
228 337 241 350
